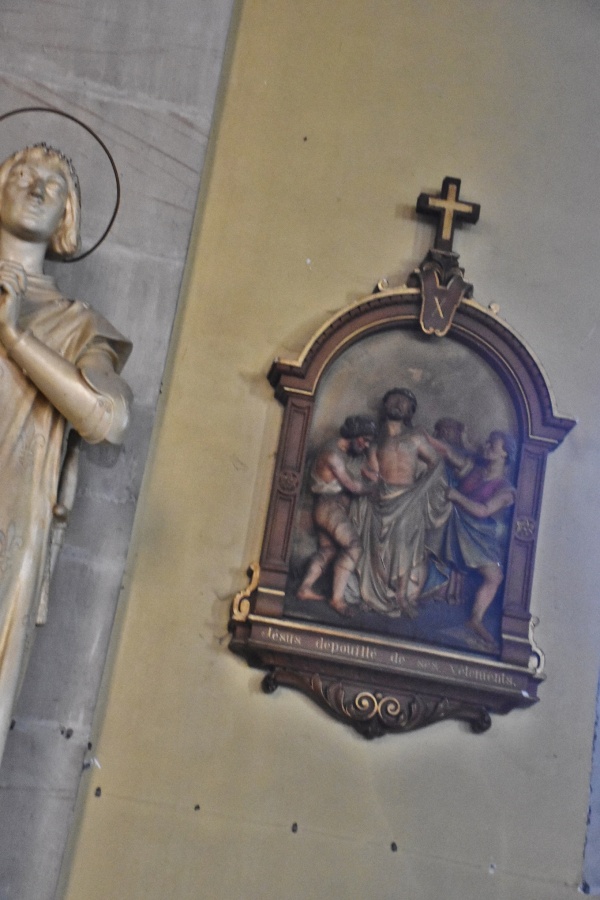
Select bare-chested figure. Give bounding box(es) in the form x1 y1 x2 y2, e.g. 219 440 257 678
297 415 376 616
366 389 438 487
352 389 450 616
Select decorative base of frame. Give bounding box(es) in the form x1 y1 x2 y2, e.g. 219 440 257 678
230 609 541 738
261 667 493 738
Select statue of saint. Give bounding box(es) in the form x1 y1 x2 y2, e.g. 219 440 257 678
0 144 132 762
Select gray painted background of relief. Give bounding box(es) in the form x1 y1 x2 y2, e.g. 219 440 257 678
308 329 516 448
0 3 236 898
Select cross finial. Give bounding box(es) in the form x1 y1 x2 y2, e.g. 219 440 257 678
416 177 480 253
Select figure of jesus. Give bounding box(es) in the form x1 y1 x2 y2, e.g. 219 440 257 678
352 388 450 617
0 144 132 762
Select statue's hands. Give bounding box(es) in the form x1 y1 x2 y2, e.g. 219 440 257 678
446 487 459 502
426 433 449 457
361 465 379 483
0 261 27 348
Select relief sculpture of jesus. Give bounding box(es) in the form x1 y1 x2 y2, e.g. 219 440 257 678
289 367 518 656
350 388 451 617
0 144 132 762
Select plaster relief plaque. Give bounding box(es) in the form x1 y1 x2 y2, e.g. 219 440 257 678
229 178 574 736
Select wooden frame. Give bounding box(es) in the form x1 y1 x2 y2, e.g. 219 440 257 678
230 190 574 737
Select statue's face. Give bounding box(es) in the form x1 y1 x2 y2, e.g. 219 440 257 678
348 434 373 455
384 392 414 422
0 153 68 244
483 435 507 463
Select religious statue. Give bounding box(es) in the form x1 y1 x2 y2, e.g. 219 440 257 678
290 382 518 653
0 144 132 762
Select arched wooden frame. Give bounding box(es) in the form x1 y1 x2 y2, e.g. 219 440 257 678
230 287 574 735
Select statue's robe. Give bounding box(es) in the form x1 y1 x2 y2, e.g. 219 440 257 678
349 461 450 615
0 274 131 762
425 468 515 582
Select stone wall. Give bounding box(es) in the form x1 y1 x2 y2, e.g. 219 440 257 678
0 3 235 898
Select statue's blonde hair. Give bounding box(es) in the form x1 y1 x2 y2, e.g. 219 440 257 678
0 144 81 259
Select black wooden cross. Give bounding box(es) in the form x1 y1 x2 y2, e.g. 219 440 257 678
416 177 480 253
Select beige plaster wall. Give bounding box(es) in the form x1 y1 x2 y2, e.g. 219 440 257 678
63 2 600 898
